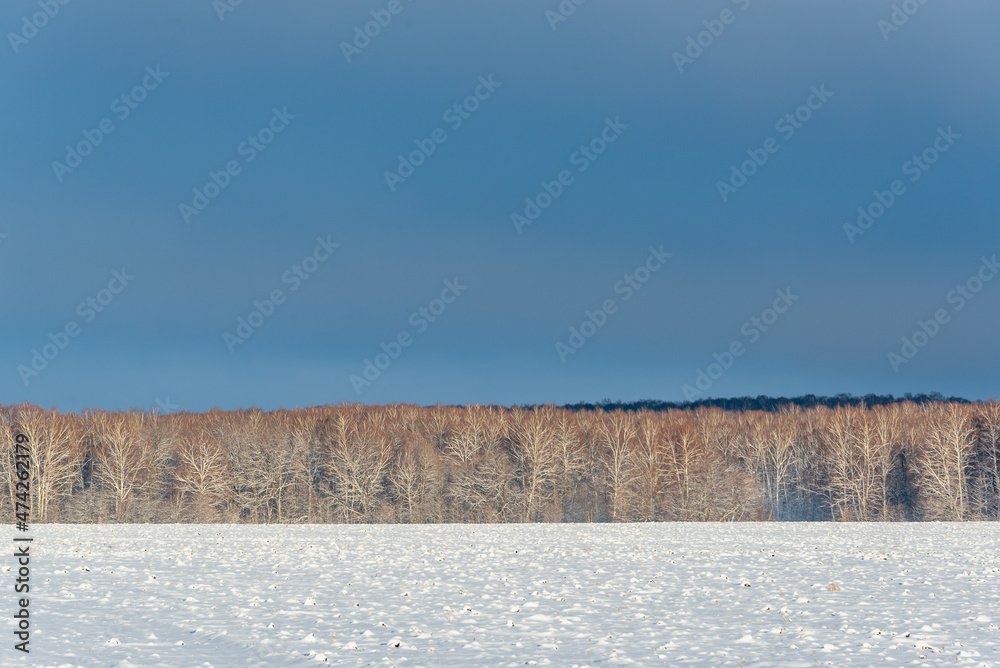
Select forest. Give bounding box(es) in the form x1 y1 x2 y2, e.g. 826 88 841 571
2 398 998 524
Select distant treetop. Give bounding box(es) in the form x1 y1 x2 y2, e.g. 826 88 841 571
558 393 972 413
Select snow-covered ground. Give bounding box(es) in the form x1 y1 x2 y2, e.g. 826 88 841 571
6 523 999 667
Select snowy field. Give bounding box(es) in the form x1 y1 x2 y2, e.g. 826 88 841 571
6 523 1000 667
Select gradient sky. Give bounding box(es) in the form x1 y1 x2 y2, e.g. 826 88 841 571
2 0 998 412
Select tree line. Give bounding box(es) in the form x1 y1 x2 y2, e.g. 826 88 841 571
563 392 969 413
1 400 998 524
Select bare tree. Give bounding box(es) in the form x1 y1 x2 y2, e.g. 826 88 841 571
88 412 151 522
596 411 637 521
551 412 589 521
629 411 665 521
736 412 796 520
825 406 882 520
173 431 230 520
0 407 19 519
321 411 393 522
11 405 84 522
222 410 271 522
511 407 560 522
912 403 976 520
972 401 1000 519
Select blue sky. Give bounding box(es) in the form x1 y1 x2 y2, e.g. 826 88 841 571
2 0 998 412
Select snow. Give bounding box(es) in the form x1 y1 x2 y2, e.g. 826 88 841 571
8 523 1000 666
